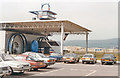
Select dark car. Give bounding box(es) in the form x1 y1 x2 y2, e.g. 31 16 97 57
63 53 80 63
49 53 63 62
101 54 117 65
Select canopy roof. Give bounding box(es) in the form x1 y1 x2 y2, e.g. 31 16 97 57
0 19 91 36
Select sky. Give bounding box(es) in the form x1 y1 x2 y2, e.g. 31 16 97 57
0 0 119 40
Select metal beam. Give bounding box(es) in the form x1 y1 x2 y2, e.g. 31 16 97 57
61 23 64 55
86 32 88 54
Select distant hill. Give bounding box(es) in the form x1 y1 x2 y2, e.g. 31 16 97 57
64 38 118 48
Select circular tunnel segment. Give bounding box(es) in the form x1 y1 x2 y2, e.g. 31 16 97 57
31 37 50 54
8 33 27 54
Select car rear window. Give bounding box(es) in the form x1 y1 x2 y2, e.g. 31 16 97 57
103 54 113 58
1 54 16 61
84 55 92 57
26 56 39 61
64 54 76 57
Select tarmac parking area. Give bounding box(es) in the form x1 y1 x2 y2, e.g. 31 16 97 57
5 62 118 78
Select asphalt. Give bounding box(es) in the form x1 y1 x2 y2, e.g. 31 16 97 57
4 62 118 78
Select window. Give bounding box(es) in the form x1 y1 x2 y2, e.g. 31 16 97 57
49 42 59 46
1 54 16 61
84 55 92 58
26 56 38 61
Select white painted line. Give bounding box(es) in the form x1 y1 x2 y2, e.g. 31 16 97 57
64 64 80 65
85 70 96 76
70 68 89 71
40 68 64 75
84 65 96 66
100 65 114 67
56 63 63 64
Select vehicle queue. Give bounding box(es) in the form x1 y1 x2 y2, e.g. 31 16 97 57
0 52 117 78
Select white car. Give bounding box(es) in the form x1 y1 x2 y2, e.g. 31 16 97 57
0 63 9 78
0 53 31 74
23 52 55 68
81 54 97 64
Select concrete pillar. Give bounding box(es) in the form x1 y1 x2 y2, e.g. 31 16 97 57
61 23 64 55
0 30 6 53
86 32 88 54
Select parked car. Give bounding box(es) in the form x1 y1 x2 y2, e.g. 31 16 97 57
101 54 117 65
49 53 63 62
0 63 9 78
63 53 80 63
15 55 45 71
23 52 55 68
0 53 31 74
81 54 97 64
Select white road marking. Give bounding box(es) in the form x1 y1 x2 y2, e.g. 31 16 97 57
70 68 91 71
100 65 115 67
64 64 80 65
85 70 96 76
83 64 96 66
40 68 64 75
56 63 64 64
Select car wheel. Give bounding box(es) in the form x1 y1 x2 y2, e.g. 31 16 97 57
1 75 4 78
95 60 97 63
101 62 104 65
41 65 48 69
8 67 13 75
29 67 32 71
92 61 95 64
20 71 24 74
64 61 66 63
112 62 114 65
82 61 84 64
44 65 48 68
33 68 38 71
74 59 77 63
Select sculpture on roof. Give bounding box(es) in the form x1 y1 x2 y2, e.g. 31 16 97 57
29 3 57 20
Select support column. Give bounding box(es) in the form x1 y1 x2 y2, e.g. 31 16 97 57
61 23 64 55
0 30 6 53
86 32 88 54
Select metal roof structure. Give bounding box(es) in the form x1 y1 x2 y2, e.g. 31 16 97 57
0 19 91 36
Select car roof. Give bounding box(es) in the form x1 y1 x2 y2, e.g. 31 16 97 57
84 54 94 55
18 54 28 57
24 52 37 54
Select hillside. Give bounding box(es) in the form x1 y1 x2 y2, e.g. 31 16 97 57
64 38 118 48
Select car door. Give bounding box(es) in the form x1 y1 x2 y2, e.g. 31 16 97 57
26 56 35 65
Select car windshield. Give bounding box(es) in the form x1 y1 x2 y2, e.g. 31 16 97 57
27 56 39 61
38 53 47 58
103 54 113 58
84 55 92 58
0 54 16 61
64 53 75 57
